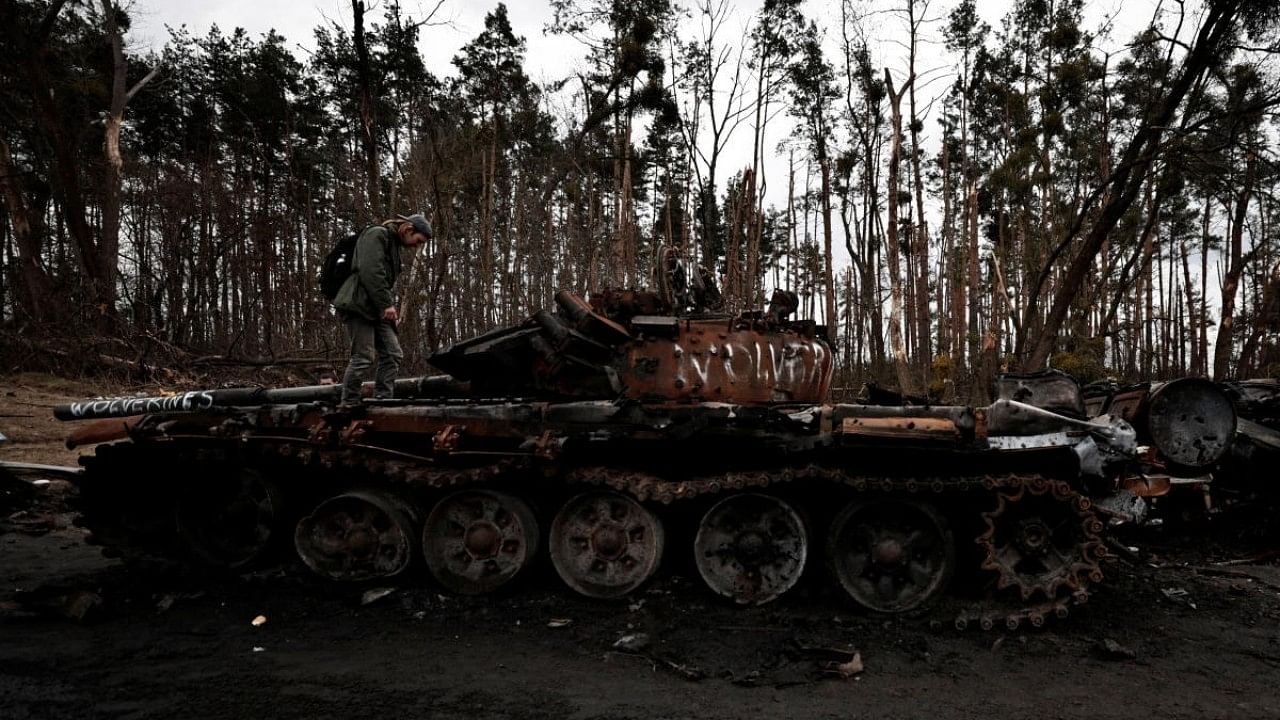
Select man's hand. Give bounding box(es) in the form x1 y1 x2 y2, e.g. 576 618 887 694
382 306 399 324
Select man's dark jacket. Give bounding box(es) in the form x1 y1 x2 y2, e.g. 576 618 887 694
332 225 402 321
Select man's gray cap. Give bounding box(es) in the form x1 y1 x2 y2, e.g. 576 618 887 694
396 213 433 238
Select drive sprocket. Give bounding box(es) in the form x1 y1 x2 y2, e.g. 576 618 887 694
977 479 1105 602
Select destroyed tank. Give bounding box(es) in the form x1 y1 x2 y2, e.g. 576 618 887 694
58 258 1167 629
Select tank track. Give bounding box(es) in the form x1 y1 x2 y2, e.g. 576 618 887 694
75 438 1107 629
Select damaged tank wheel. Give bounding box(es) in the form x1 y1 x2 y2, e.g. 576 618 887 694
423 489 540 594
978 481 1104 601
176 468 282 570
693 493 808 605
828 498 954 614
294 490 418 582
549 491 664 599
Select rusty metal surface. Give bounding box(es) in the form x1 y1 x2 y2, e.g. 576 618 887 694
620 319 832 403
977 480 1104 602
65 416 143 449
427 289 834 403
839 416 960 440
1121 475 1173 498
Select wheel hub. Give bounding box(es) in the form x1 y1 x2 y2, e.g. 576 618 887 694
348 527 376 557
735 530 768 560
591 523 627 560
872 538 905 566
464 521 501 559
1016 520 1051 555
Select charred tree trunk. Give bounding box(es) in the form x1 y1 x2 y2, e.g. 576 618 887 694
1213 147 1256 380
0 139 56 323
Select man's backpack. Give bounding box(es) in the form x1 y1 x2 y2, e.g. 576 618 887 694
319 230 362 301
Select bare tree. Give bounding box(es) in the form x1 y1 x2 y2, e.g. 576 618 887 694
884 68 919 396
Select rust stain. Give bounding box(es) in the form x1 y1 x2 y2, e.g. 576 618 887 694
839 416 959 439
1121 475 1172 497
621 319 832 403
65 415 143 449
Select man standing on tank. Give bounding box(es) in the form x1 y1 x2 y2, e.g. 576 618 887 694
332 213 432 405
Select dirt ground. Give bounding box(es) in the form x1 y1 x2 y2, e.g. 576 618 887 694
3 375 1280 719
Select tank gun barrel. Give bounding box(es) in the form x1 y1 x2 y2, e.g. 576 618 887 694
54 386 333 421
53 375 471 421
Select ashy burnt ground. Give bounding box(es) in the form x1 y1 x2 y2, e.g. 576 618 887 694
2 376 1280 720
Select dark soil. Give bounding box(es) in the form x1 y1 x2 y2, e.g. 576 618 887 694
3 376 1280 719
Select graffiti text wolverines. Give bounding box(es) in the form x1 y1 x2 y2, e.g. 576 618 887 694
68 391 217 419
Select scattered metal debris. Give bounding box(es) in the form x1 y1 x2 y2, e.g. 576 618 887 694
1161 587 1198 609
822 652 865 678
360 587 397 606
612 633 650 652
655 656 706 681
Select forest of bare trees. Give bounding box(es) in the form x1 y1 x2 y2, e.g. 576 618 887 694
1 0 1278 399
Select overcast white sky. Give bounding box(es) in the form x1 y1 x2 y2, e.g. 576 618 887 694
130 0 585 84
129 0 1150 79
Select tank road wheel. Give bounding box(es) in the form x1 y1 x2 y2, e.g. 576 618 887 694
693 493 808 605
176 468 282 570
294 490 417 582
828 499 955 614
978 482 1104 601
549 491 664 599
423 490 540 595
